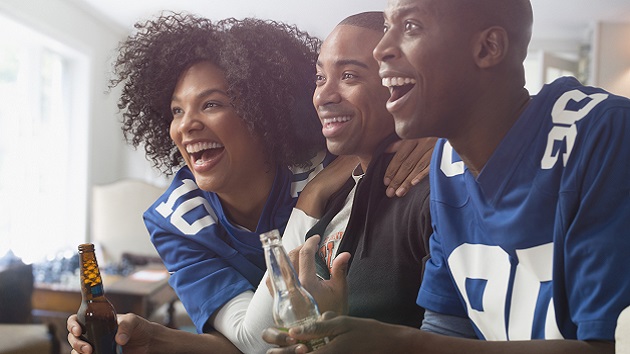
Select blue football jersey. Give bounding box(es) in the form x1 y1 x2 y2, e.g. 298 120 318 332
144 151 330 333
417 77 630 341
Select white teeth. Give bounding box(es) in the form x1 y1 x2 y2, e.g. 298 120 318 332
186 141 223 154
382 77 416 87
322 116 351 124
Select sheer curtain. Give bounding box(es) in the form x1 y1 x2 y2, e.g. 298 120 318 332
0 14 88 264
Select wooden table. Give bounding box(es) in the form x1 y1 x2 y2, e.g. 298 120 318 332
32 266 178 327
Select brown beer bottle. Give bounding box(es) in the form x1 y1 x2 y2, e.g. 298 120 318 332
76 243 118 354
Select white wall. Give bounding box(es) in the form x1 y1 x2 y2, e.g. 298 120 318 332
592 22 630 98
525 36 588 94
0 0 162 241
0 0 158 197
524 22 630 98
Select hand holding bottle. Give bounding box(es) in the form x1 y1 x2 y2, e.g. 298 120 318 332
261 230 330 351
76 243 118 354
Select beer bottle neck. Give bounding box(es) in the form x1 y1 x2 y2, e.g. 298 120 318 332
79 251 107 301
266 243 300 295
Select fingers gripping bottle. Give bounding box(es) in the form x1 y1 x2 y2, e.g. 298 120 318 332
260 229 328 351
76 243 118 354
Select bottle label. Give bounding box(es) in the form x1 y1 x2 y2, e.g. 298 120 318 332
89 283 104 297
306 335 328 350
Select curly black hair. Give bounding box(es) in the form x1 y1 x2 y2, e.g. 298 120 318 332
111 12 325 175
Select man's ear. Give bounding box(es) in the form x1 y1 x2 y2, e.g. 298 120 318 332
473 26 508 69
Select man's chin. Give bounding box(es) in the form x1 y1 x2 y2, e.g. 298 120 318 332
326 141 346 157
394 118 421 140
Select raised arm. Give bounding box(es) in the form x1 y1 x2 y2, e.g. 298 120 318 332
295 155 358 218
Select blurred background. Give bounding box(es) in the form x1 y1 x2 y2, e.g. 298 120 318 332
0 0 629 352
0 0 629 265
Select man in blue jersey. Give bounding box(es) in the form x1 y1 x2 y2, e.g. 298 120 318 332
263 0 630 353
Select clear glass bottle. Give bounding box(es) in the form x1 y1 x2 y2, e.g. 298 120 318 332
260 229 328 351
76 243 118 354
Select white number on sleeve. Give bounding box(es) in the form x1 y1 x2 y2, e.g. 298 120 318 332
440 141 465 177
155 179 217 235
541 90 608 169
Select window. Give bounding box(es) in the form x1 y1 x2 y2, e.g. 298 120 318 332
0 14 88 264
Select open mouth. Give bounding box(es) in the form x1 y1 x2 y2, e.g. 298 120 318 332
322 116 352 129
382 77 416 102
186 141 225 165
320 115 353 138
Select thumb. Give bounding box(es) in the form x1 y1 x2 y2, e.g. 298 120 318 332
298 235 320 286
115 328 130 346
114 314 134 345
330 252 350 280
330 252 350 314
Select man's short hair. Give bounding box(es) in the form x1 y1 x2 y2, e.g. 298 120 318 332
338 11 384 32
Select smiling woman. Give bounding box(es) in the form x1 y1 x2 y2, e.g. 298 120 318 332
65 13 331 354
